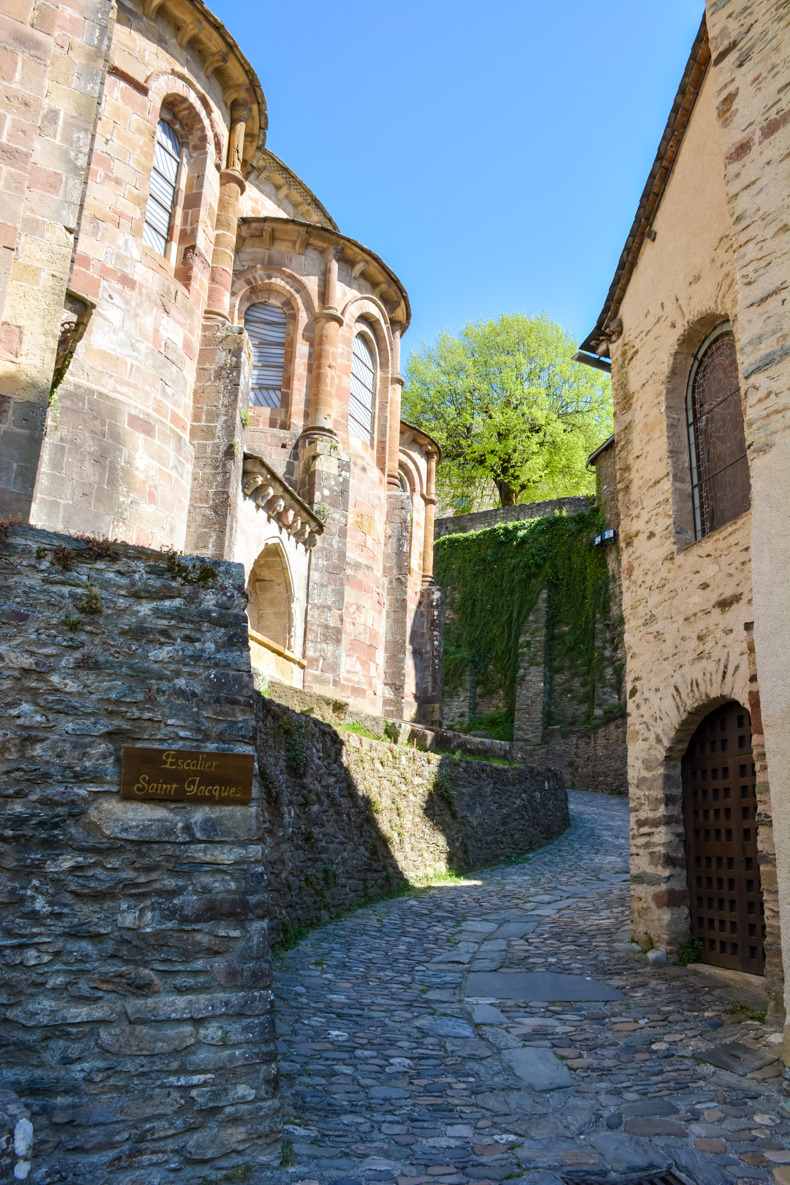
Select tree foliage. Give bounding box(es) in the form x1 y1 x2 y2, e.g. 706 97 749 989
402 313 612 510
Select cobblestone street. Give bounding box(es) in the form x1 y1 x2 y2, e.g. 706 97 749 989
258 791 790 1185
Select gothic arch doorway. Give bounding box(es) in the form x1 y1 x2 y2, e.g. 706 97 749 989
682 701 765 975
247 543 293 652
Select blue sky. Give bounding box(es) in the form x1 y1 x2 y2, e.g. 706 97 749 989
211 0 706 362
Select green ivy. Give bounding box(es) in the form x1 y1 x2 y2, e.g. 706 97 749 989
434 507 612 726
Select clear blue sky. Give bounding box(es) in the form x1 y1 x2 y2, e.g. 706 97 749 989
211 0 706 362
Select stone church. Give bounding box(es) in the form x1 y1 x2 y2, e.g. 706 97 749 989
577 1 790 1053
0 0 441 724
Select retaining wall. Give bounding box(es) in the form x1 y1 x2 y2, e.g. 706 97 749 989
0 526 278 1184
434 496 591 538
255 697 569 941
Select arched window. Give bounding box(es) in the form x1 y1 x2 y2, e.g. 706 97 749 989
143 117 183 255
686 323 750 539
245 302 287 408
349 332 375 444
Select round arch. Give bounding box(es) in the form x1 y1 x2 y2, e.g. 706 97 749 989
663 308 742 548
145 70 223 168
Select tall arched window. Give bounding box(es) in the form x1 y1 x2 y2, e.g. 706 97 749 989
245 302 287 408
143 118 182 255
686 323 750 539
350 332 375 444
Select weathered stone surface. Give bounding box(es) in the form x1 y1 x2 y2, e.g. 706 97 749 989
0 527 278 1181
256 696 568 942
466 971 624 1002
501 1048 574 1092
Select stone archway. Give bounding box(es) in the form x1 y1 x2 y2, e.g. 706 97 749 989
247 542 294 651
682 700 765 975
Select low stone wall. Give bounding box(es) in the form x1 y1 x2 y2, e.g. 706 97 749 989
435 495 591 538
255 698 569 940
514 716 628 797
0 527 278 1184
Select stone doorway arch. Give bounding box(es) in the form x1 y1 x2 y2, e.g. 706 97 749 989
682 700 765 975
247 542 294 652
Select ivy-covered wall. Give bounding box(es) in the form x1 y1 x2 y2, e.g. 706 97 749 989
434 507 625 745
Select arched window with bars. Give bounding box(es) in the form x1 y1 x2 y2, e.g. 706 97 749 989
686 322 750 539
349 332 376 444
244 302 287 408
143 117 183 255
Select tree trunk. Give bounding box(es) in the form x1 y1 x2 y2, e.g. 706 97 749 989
496 481 518 507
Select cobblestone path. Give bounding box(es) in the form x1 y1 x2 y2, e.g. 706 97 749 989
258 791 790 1185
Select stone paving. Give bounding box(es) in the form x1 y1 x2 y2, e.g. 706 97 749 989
256 791 790 1185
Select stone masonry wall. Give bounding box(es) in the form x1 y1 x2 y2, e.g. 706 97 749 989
514 717 628 799
704 0 790 1049
0 0 114 522
255 697 569 942
0 526 279 1184
606 64 773 972
434 495 591 539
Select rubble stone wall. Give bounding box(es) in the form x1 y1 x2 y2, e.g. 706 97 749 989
607 62 780 1002
255 697 569 941
704 0 790 1043
0 526 278 1184
434 495 591 538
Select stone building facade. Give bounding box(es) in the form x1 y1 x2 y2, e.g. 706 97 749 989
578 2 790 1039
0 0 441 723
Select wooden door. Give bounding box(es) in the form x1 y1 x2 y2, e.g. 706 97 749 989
682 702 765 974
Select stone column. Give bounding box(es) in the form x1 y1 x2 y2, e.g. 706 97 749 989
421 448 438 585
185 103 250 556
304 248 343 439
705 0 790 1056
205 101 248 321
387 324 404 489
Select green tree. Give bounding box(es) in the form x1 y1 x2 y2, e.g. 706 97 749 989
402 313 612 510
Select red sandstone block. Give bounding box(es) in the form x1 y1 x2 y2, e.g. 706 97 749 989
54 5 84 37
0 322 22 358
28 162 63 196
0 47 19 84
0 139 32 172
32 1 57 35
0 222 17 252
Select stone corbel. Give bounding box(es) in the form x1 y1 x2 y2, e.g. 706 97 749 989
242 454 325 549
51 291 94 400
204 51 228 79
242 472 264 497
176 17 203 48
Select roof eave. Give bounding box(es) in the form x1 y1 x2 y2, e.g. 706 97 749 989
580 15 710 357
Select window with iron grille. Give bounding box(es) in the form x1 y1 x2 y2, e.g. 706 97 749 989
143 118 182 255
350 332 375 444
686 322 750 539
244 302 287 408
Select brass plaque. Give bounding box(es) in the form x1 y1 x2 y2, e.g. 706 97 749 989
120 747 254 805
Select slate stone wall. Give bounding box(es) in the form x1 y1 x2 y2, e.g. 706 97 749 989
0 526 278 1184
434 495 592 538
255 697 569 940
514 716 628 798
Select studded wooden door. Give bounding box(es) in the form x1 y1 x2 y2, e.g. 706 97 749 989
682 702 765 975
